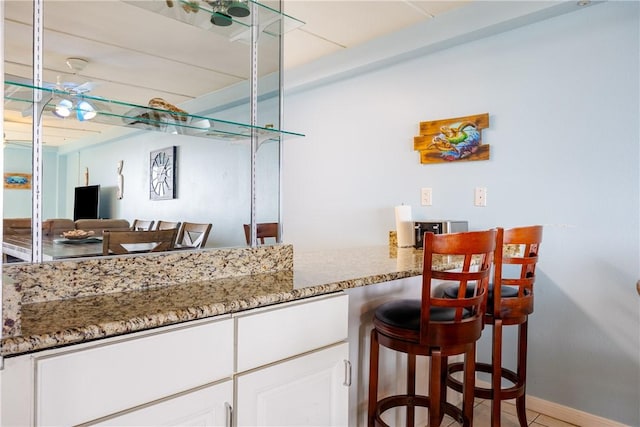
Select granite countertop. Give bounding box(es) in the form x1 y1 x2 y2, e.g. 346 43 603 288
1 245 463 357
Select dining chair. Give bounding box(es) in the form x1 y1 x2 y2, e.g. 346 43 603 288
243 222 278 245
155 220 181 231
131 219 155 231
446 225 543 427
368 229 501 427
102 229 178 255
156 221 182 246
177 222 212 249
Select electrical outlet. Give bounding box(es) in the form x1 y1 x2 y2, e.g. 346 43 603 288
474 187 487 207
421 188 432 206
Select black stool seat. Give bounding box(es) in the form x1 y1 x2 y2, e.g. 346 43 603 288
375 299 471 330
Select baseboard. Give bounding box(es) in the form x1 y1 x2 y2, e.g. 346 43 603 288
476 380 629 427
525 395 629 427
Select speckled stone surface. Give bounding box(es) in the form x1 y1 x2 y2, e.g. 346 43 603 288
4 245 293 305
1 245 461 357
1 245 292 339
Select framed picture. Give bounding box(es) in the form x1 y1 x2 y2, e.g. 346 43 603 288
413 113 490 164
149 146 176 200
4 173 32 189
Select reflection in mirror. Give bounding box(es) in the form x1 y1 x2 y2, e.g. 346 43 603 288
3 0 298 263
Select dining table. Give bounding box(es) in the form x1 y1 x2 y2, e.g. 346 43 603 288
2 234 191 262
3 234 105 261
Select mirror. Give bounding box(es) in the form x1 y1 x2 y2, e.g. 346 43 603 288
3 0 298 262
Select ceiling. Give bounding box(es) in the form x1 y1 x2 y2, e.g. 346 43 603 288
3 0 470 147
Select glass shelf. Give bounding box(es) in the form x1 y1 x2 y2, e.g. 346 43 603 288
124 0 305 42
4 80 304 143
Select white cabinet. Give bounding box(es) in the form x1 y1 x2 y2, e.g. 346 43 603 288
236 342 349 427
1 293 350 427
93 381 233 427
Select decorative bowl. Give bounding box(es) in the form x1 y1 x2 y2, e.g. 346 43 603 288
62 230 95 240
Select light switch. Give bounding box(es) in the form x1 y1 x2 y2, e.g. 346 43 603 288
474 187 487 207
421 188 432 206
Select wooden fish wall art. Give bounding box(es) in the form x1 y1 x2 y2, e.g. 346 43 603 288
414 113 490 164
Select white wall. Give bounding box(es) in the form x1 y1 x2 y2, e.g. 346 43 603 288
60 131 263 248
282 2 639 425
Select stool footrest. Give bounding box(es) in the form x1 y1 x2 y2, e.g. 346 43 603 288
374 394 467 427
447 361 526 400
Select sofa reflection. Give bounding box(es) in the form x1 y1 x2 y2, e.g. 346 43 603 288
3 218 131 238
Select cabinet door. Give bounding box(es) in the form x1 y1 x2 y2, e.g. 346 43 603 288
236 342 349 427
93 381 232 427
36 318 234 426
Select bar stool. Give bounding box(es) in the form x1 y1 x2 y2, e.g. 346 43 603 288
368 229 502 427
446 225 543 426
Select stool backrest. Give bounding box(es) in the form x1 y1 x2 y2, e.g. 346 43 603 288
493 225 543 318
243 222 279 245
420 228 502 345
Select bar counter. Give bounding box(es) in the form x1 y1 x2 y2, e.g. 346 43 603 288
1 245 459 357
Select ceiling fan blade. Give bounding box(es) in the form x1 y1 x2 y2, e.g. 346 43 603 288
72 82 97 93
17 92 54 117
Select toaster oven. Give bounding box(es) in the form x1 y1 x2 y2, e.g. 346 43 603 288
414 220 469 249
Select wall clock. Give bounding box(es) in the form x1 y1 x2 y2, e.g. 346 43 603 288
149 146 176 200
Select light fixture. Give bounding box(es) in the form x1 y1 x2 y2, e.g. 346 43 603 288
53 99 73 118
65 57 89 74
208 0 249 26
76 100 97 121
227 0 249 17
211 4 232 26
52 97 98 121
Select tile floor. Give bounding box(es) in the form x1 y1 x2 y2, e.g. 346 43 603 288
442 399 579 427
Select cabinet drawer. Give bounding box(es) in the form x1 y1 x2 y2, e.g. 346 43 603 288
36 317 233 426
236 293 348 372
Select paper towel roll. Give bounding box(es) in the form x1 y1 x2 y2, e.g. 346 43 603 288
395 205 414 248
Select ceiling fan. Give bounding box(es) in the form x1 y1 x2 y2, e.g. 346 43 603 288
44 58 97 96
40 58 103 121
4 58 98 117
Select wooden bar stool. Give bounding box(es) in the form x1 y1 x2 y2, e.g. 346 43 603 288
446 225 543 426
368 229 502 427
